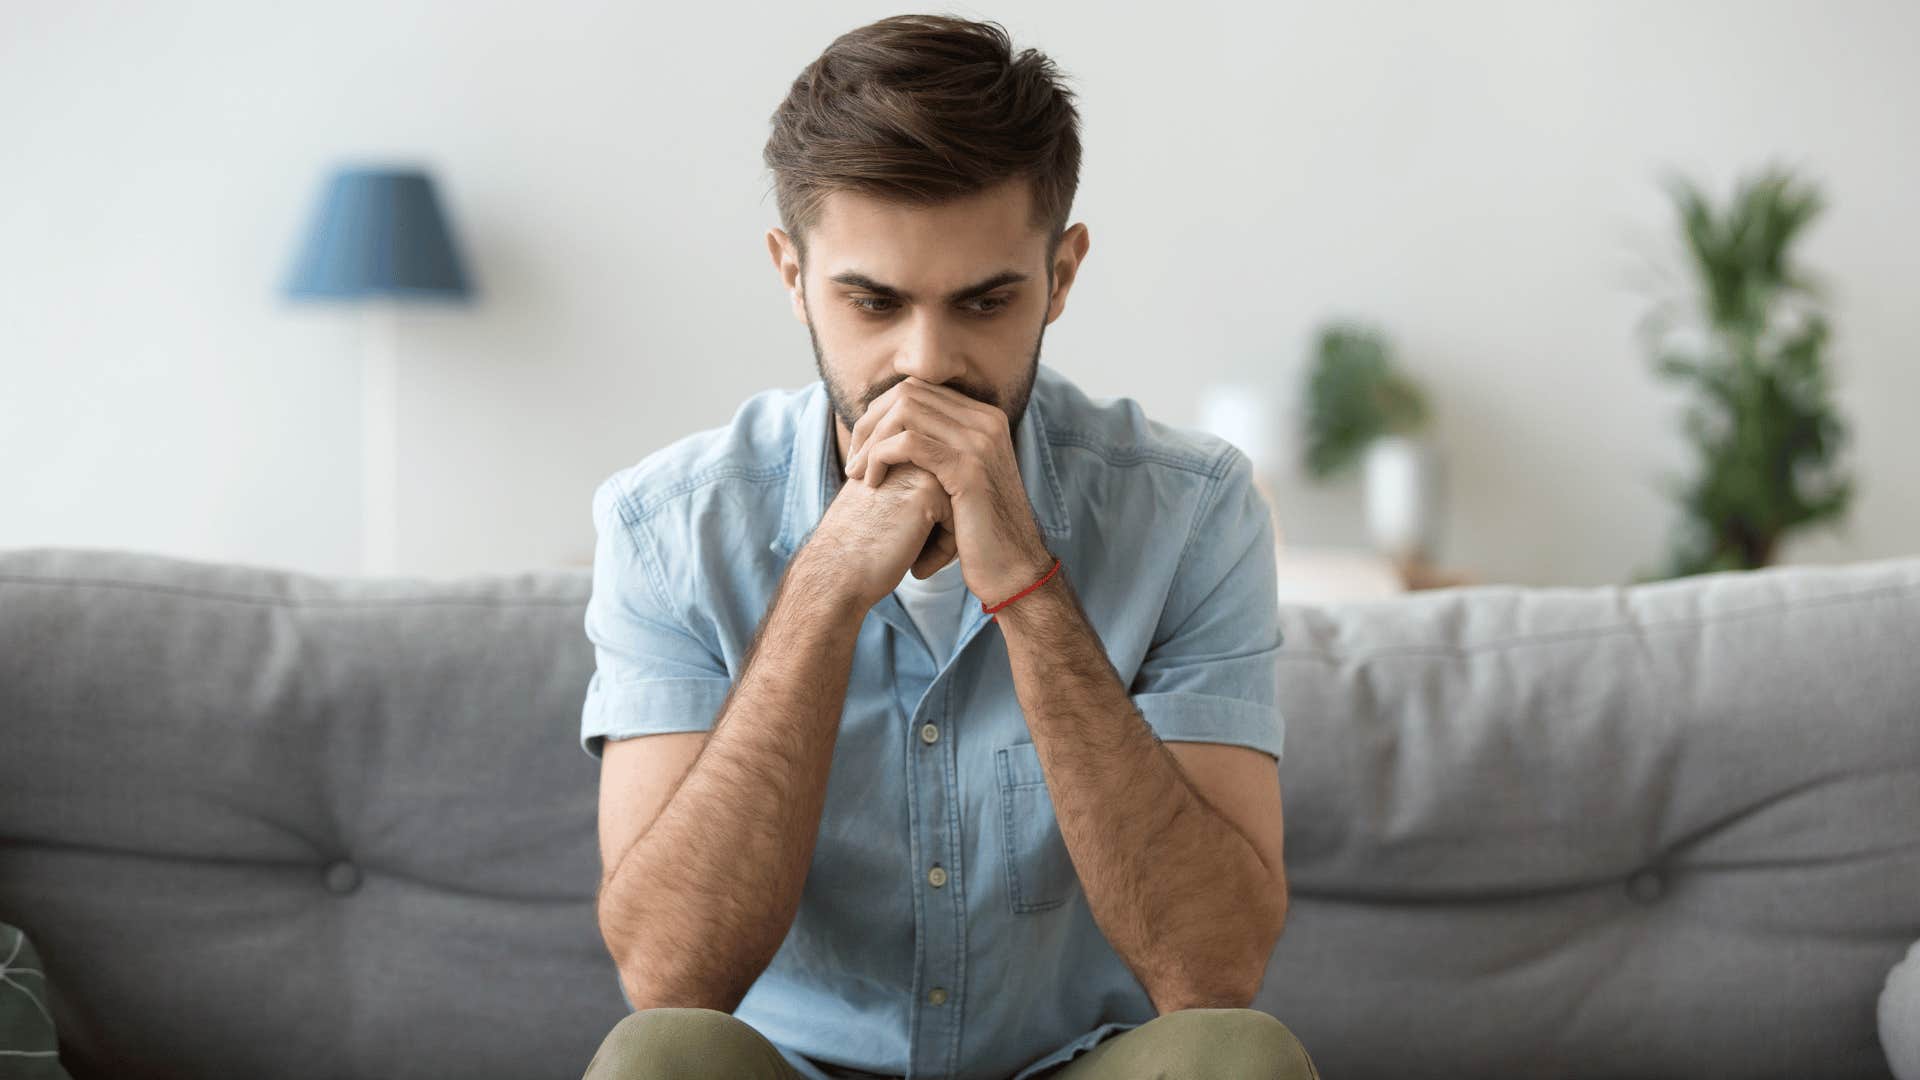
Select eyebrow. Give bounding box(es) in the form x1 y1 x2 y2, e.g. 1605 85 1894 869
827 269 1031 304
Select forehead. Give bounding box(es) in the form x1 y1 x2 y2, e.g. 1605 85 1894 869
808 176 1046 282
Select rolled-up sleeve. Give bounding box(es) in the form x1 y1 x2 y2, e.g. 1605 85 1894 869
579 476 735 759
1128 446 1285 761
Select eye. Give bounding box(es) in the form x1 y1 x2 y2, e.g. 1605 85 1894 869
845 294 1012 317
848 295 898 315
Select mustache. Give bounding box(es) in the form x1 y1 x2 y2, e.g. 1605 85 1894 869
864 378 996 409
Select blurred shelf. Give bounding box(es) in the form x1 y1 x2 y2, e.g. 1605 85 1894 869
1275 544 1477 603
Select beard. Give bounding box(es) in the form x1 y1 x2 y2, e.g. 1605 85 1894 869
803 292 1047 463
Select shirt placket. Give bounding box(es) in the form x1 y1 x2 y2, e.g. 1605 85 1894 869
879 595 996 1079
888 643 948 1078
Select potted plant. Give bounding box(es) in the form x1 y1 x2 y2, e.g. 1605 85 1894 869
1633 165 1855 582
1299 320 1443 570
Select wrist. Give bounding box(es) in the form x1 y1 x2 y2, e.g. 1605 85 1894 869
983 554 1066 622
786 541 873 624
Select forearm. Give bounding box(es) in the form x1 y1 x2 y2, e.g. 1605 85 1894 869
599 548 864 1012
994 568 1282 1012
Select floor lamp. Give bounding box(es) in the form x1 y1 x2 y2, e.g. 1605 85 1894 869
282 165 474 575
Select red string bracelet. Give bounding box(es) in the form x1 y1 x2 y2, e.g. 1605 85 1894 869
982 556 1062 620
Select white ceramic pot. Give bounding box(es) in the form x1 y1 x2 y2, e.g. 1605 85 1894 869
1362 433 1445 565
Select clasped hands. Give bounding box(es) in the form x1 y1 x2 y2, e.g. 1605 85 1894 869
844 377 1055 606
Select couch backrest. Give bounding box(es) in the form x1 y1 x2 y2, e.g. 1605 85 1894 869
1255 553 1920 1078
3 547 1916 1078
0 547 625 1080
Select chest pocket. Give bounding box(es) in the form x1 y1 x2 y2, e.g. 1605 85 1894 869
995 741 1078 913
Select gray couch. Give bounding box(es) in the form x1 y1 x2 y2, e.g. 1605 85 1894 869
2 545 1915 1079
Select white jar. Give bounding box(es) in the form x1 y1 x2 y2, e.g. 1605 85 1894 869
1362 433 1445 566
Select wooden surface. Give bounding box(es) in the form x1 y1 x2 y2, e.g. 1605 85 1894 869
1275 544 1477 603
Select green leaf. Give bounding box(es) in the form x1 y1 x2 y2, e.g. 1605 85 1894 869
1638 163 1854 580
1300 320 1430 480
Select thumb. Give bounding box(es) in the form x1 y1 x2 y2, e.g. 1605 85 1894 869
912 523 958 579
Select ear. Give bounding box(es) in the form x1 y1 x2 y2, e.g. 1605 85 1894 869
1044 222 1090 326
766 227 808 325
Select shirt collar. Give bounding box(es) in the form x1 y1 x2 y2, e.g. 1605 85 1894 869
770 372 1072 558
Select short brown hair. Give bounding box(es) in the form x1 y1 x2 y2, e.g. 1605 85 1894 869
762 14 1083 268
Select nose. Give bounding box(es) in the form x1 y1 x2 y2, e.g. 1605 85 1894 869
892 309 967 387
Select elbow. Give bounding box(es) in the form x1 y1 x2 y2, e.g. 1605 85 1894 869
1212 953 1276 1012
616 965 646 1011
1153 935 1276 1014
608 945 650 1011
1154 975 1263 1015
1151 873 1287 1015
607 924 751 1015
616 958 746 1016
1230 887 1287 1008
1258 882 1288 974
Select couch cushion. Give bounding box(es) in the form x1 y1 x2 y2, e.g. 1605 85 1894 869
1255 554 1920 1078
0 547 624 1080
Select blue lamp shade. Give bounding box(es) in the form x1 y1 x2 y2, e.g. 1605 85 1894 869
283 166 474 301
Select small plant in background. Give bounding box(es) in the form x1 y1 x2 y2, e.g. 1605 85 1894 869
1299 320 1448 570
1633 164 1855 582
1300 321 1430 481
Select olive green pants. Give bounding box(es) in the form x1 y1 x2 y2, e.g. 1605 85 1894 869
582 1006 1322 1079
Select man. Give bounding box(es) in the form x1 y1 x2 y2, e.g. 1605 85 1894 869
578 14 1318 1080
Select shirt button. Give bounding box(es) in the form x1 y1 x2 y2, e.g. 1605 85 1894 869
920 723 940 744
927 987 948 1006
927 865 948 888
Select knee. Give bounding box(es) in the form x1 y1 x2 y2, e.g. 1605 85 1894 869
585 1007 776 1078
1149 1008 1318 1080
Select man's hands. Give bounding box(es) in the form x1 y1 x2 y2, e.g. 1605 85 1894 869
804 461 960 614
842 377 1055 607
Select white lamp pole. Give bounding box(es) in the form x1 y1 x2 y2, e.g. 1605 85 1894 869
360 300 400 576
283 165 474 578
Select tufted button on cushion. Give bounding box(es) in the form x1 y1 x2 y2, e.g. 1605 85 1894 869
1625 868 1665 904
323 860 362 895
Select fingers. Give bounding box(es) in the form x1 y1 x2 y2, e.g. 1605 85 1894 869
847 382 986 478
860 429 955 488
846 392 895 470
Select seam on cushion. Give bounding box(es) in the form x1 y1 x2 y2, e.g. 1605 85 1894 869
1655 761 1920 867
0 575 582 608
1271 579 1920 663
1612 583 1686 863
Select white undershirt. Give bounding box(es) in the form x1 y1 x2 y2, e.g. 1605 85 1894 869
893 557 970 663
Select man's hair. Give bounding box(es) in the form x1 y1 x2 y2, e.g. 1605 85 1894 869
763 14 1083 270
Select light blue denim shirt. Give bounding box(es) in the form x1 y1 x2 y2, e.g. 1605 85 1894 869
580 361 1285 1080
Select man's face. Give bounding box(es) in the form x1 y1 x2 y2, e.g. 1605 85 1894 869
767 176 1089 467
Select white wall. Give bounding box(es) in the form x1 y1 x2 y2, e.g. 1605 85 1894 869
4 1 1915 584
